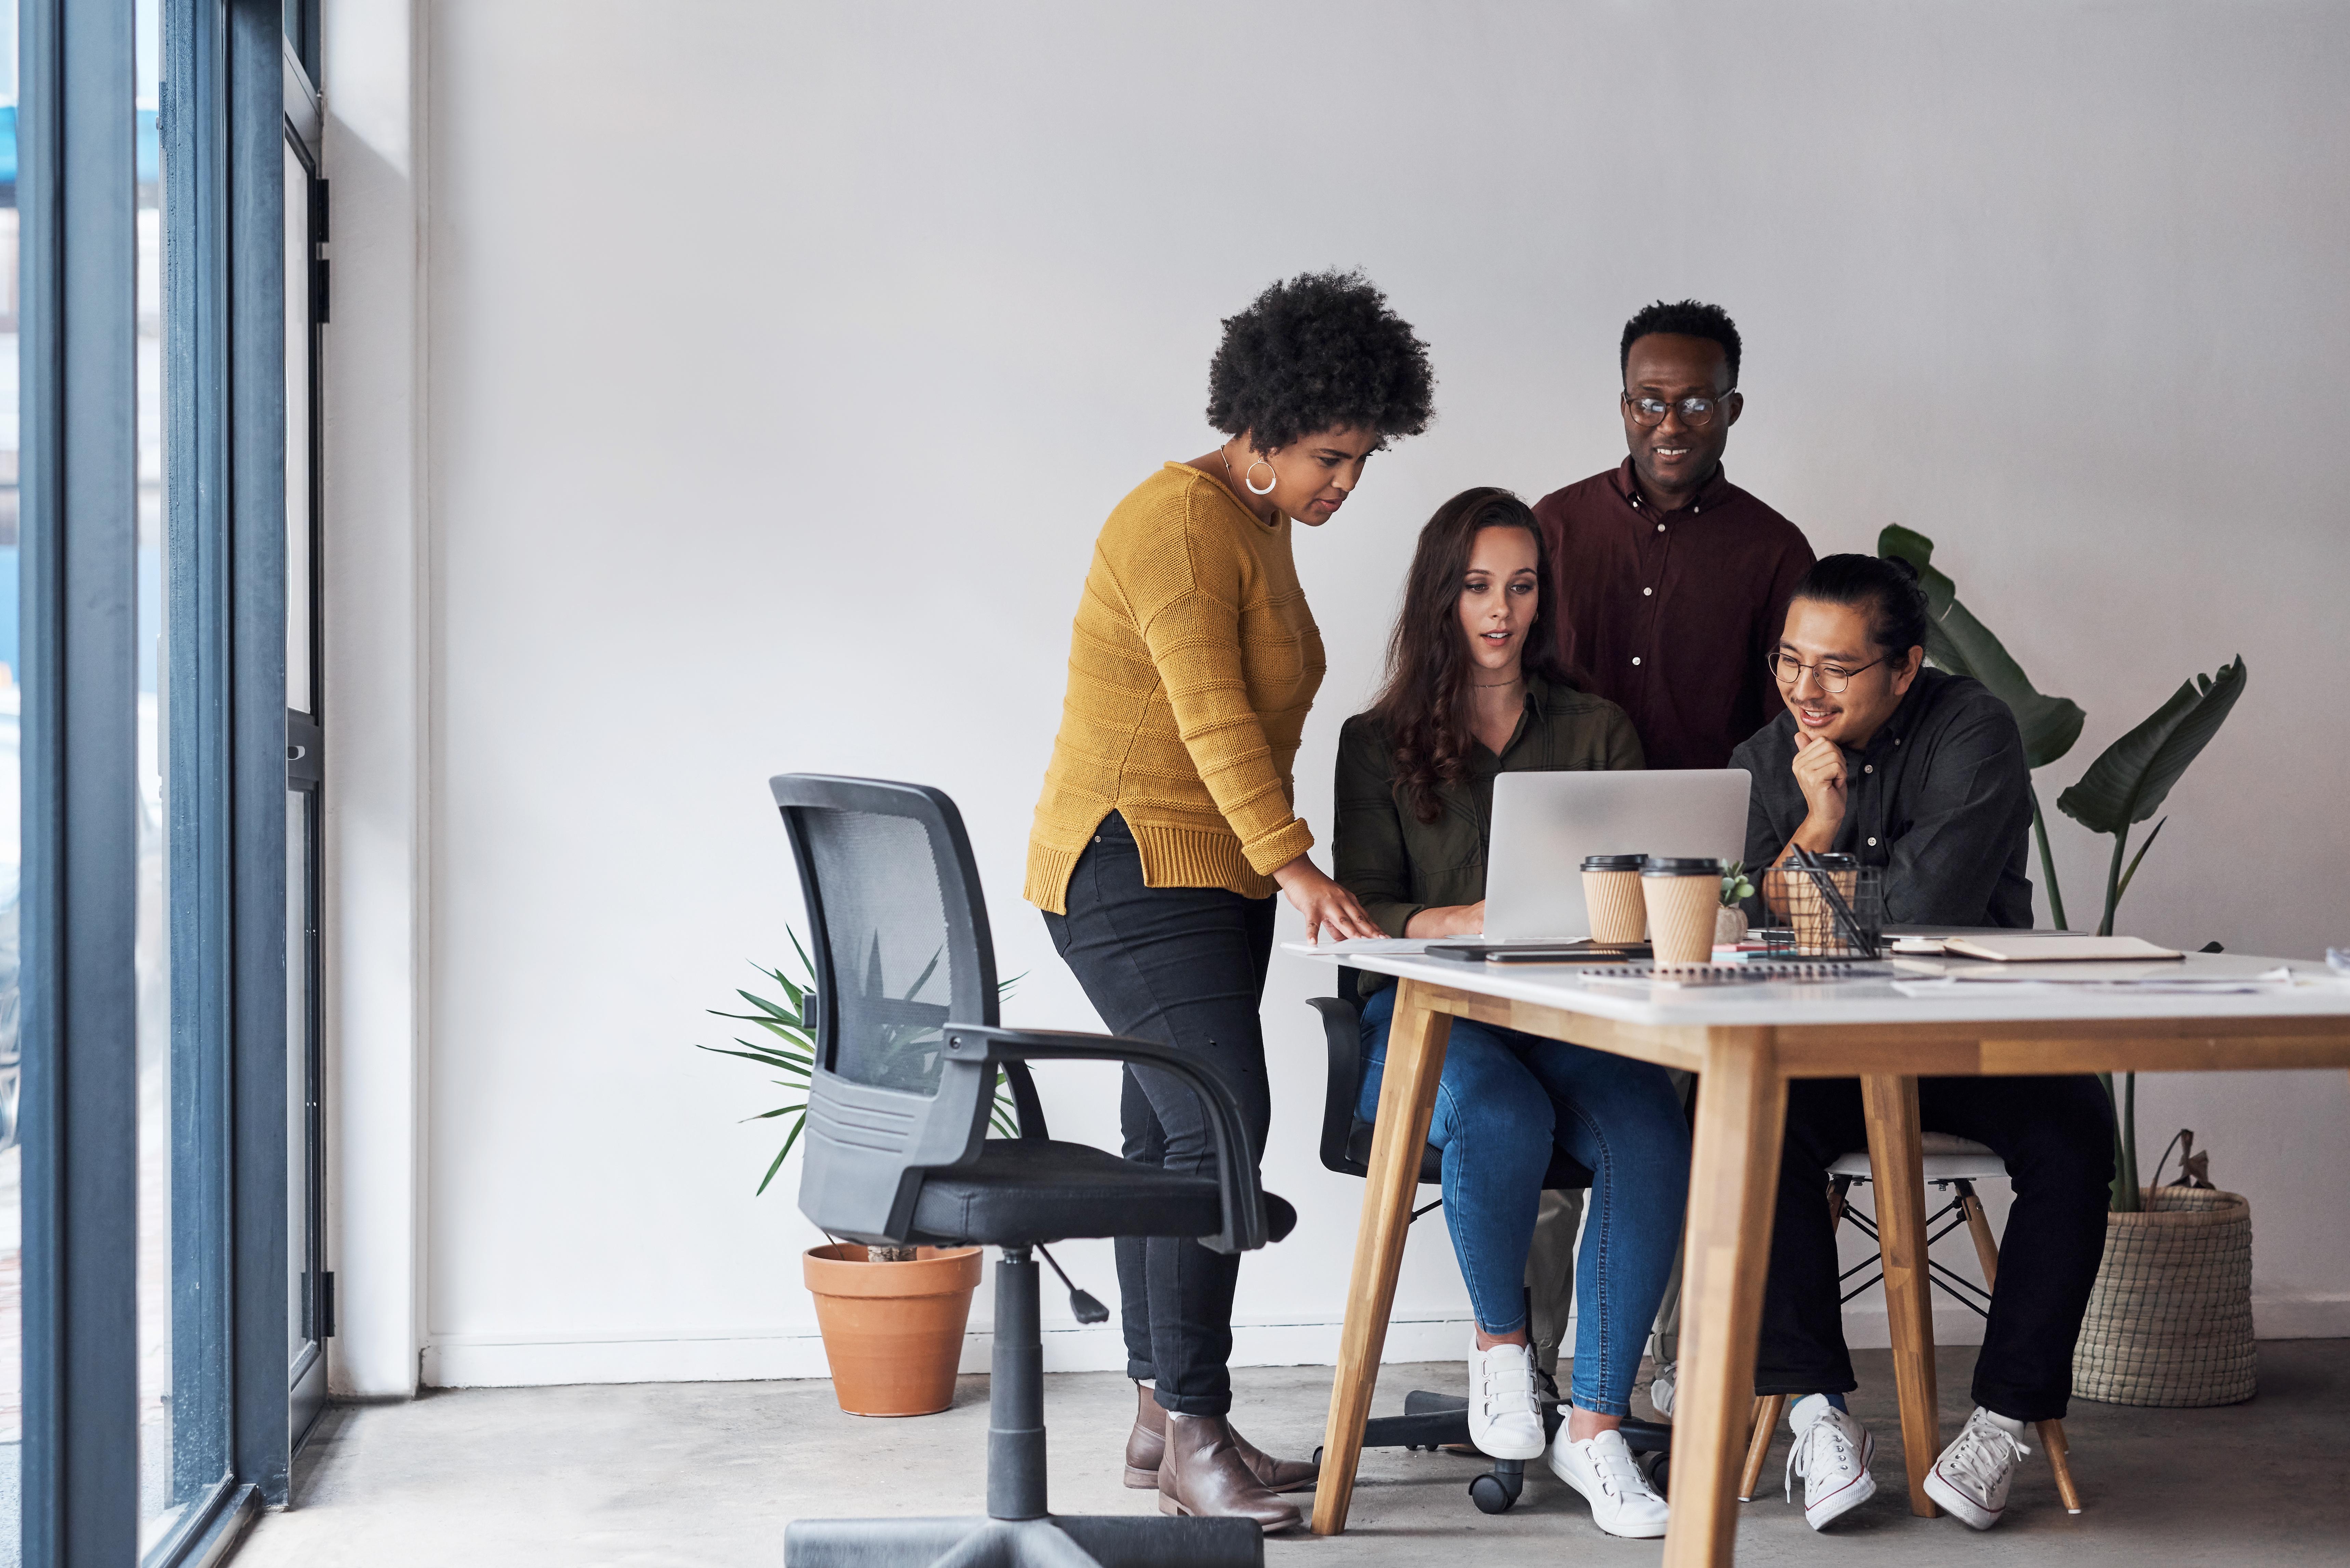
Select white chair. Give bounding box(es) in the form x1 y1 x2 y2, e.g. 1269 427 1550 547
1738 1133 2084 1513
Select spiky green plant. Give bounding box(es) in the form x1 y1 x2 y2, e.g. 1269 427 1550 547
698 927 1023 1196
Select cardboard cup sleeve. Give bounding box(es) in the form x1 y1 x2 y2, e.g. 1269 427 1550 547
1583 869 1648 944
1645 874 1721 966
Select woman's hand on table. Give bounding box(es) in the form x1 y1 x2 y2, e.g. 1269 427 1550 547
1273 856 1384 945
1404 902 1484 939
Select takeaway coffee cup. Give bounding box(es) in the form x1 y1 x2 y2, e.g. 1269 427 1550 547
1581 854 1649 944
1643 856 1725 966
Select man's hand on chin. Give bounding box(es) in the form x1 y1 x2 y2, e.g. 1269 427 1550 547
1788 730 1849 853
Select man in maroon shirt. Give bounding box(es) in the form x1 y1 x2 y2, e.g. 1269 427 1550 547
1532 300 1816 771
1521 302 1815 1406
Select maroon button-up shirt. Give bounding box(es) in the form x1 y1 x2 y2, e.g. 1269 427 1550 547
1531 459 1815 771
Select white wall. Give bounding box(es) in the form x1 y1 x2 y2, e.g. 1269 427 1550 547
323 0 2350 1392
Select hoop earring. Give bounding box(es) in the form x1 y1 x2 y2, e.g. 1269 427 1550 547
1245 458 1277 496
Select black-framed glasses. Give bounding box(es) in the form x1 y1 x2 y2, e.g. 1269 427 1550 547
1765 651 1885 694
1623 390 1738 428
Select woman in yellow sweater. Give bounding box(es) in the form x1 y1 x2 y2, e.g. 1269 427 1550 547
1027 272 1434 1531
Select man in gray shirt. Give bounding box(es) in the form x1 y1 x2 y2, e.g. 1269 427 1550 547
1732 554 2112 1537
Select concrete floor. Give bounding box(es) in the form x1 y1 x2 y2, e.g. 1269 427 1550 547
233 1342 2350 1568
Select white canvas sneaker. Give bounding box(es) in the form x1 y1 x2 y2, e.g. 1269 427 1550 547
1465 1340 1545 1460
1785 1393 1876 1530
1547 1426 1670 1538
1924 1407 2031 1529
1648 1359 1677 1419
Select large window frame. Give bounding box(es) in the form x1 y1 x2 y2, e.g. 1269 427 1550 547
19 0 314 1562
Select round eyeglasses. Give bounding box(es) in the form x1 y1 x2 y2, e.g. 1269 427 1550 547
1765 651 1885 695
1624 390 1738 429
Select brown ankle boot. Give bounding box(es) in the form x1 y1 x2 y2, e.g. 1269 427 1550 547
1157 1411 1304 1533
1123 1384 1165 1487
1124 1385 1318 1493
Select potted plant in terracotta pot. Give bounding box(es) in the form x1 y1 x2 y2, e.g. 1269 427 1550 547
698 932 1021 1416
1881 528 2258 1407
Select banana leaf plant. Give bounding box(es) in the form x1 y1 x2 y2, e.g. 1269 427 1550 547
2057 657 2248 1210
1874 531 2252 1214
698 927 1023 1197
1879 526 2086 925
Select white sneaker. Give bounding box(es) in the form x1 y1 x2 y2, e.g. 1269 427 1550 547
1924 1407 2031 1530
1547 1427 1670 1538
1465 1341 1546 1460
1785 1394 1875 1530
1648 1360 1676 1420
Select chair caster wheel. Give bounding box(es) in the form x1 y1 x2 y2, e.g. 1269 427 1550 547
1311 1446 1323 1467
1468 1471 1521 1514
1639 1451 1670 1498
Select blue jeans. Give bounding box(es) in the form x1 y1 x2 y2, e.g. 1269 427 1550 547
1359 986 1690 1417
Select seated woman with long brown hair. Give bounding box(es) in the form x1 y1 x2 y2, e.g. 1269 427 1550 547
1333 488 1691 1539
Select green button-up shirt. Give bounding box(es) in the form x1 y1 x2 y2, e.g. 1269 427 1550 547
1333 675 1644 991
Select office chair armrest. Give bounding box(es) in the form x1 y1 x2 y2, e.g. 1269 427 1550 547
1002 1060 1049 1141
1305 996 1365 1176
941 1024 1269 1254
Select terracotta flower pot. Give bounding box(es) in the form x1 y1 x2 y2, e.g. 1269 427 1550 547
803 1243 985 1416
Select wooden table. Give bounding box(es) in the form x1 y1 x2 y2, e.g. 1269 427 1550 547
1291 946 2350 1566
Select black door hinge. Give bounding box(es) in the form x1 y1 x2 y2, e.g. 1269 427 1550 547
313 176 330 244
320 1271 336 1339
313 257 331 325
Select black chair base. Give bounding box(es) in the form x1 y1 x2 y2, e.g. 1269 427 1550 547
1324 1389 1674 1516
784 1514 1261 1568
786 1251 1266 1568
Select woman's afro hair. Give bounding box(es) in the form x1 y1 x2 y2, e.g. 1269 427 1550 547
1205 270 1435 454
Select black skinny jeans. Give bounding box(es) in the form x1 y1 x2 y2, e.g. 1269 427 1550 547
1755 1073 2116 1421
1041 813 1274 1418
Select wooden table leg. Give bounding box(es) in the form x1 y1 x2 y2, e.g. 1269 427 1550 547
1661 1029 1784 1568
1310 979 1451 1536
1860 1073 1940 1517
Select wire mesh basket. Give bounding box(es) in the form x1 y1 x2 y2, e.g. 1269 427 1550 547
1760 859 1884 958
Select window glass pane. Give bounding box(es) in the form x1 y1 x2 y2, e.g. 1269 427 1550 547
286 790 307 1367
0 0 20 1544
136 0 178 1546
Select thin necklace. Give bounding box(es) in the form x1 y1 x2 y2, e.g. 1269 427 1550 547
1473 677 1523 689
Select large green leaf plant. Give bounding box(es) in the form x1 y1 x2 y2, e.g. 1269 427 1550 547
1876 529 2249 1212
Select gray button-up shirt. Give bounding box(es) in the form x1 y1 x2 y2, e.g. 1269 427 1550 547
1730 667 2034 928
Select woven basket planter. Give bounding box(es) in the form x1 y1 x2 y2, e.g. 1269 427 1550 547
2071 1185 2255 1407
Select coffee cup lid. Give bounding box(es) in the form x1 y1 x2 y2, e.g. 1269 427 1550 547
1581 854 1647 871
1642 855 1725 877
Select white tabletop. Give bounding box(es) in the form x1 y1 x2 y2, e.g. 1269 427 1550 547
1282 941 2350 1029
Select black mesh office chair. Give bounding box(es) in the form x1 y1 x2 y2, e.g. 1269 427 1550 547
776 774 1285 1568
1306 971 1673 1514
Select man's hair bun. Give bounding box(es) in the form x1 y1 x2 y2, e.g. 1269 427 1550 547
1791 553 1931 658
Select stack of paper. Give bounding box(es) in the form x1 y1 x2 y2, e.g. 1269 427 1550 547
1891 963 2296 997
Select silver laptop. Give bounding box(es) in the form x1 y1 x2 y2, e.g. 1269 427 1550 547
1464 770 1751 942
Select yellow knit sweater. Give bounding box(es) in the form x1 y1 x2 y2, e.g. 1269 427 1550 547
1026 462 1325 913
